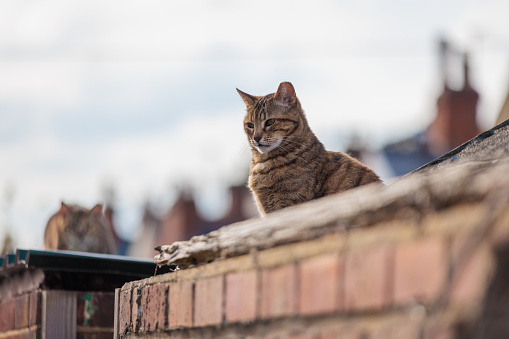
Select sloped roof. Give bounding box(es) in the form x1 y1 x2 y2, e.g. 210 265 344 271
413 118 509 174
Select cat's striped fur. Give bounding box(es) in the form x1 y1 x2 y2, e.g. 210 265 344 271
237 82 382 215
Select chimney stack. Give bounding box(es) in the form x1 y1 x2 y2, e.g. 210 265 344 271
428 39 480 154
439 38 449 89
463 52 471 90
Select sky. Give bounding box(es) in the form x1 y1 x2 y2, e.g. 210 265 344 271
1 0 509 252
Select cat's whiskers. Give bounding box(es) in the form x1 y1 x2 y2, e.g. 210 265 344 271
275 142 293 154
238 143 252 158
281 137 308 147
281 139 305 147
281 135 306 139
280 142 298 153
269 137 303 155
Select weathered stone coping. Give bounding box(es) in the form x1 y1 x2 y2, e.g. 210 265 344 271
154 158 509 269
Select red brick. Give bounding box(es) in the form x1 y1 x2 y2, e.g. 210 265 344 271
77 333 112 339
299 254 342 316
344 246 393 312
225 270 258 323
118 289 132 334
131 286 142 332
261 264 297 318
194 275 224 327
76 292 114 328
139 284 168 332
394 237 448 305
321 328 366 339
148 284 168 331
286 334 320 339
14 294 29 329
372 322 420 339
139 285 168 332
139 286 150 332
450 250 488 303
489 209 509 248
169 280 193 328
28 291 41 326
0 299 15 331
10 329 41 339
450 234 492 304
423 325 454 339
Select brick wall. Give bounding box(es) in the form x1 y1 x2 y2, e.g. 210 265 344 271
115 201 509 338
0 290 114 339
0 291 41 339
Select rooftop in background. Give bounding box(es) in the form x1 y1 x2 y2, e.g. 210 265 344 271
382 39 483 177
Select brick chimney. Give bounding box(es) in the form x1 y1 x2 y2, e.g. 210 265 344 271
158 190 204 245
219 185 257 223
428 41 480 155
156 185 256 247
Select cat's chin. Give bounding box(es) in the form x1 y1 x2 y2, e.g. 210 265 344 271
255 146 272 154
255 140 281 154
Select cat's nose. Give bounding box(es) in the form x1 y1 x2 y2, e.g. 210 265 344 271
254 135 262 143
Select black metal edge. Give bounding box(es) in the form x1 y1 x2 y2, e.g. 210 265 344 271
6 254 15 266
16 249 28 264
17 248 171 278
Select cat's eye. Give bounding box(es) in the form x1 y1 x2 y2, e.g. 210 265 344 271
265 119 276 127
246 122 254 129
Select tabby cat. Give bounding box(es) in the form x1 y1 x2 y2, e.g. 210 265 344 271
44 202 117 254
237 82 382 215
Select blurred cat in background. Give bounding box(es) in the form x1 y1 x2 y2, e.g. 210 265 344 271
44 202 117 254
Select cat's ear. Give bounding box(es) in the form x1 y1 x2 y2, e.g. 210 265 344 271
236 88 256 108
91 204 103 215
59 202 70 215
274 82 297 107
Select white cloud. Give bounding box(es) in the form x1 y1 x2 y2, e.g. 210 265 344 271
450 0 509 47
0 62 85 109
